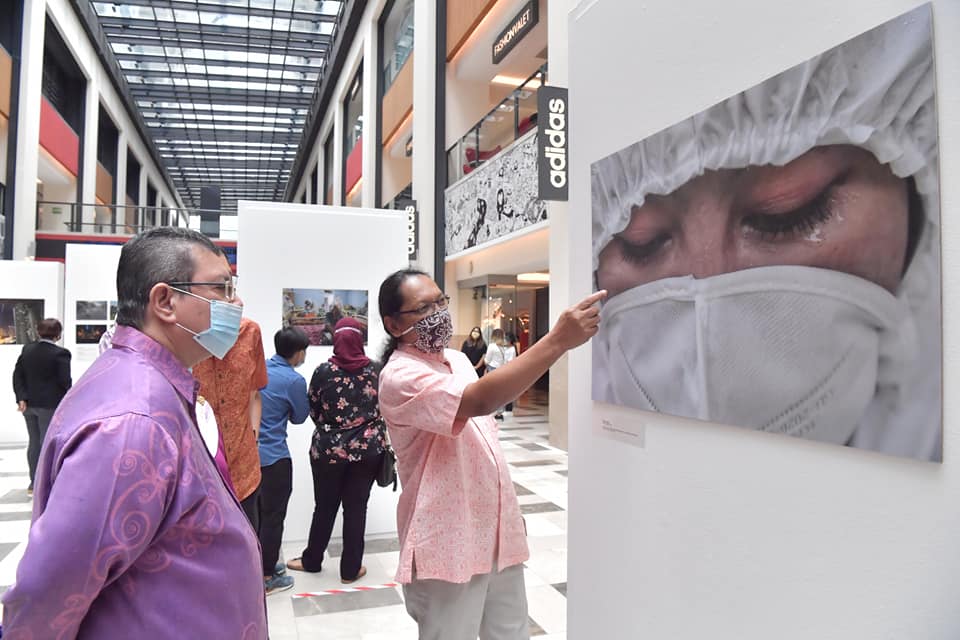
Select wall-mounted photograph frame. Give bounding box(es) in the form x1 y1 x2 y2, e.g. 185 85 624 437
590 4 941 462
281 288 369 346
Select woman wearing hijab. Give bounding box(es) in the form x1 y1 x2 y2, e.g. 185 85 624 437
285 317 387 583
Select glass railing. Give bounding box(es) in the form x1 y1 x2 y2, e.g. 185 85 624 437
382 0 414 92
447 65 546 185
34 201 231 237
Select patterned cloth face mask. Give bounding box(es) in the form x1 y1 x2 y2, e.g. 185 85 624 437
401 308 454 354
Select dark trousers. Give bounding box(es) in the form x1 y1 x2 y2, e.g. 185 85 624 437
23 407 54 488
240 484 261 533
258 458 293 576
301 454 381 580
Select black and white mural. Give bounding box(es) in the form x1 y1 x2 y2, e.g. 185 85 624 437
445 131 548 256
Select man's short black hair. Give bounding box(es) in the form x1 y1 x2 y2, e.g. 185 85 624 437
115 227 225 330
275 326 310 359
37 318 62 339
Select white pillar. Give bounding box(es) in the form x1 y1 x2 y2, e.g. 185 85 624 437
361 17 378 208
333 103 345 206
305 170 313 203
547 0 574 449
115 132 127 228
11 0 46 259
411 0 437 276
315 145 324 204
80 72 99 228
138 166 147 228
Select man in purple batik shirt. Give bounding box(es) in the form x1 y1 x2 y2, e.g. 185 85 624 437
2 227 267 638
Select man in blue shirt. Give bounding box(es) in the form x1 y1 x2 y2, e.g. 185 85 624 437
258 327 311 594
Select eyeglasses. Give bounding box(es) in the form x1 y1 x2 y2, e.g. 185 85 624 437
396 294 450 317
168 276 239 302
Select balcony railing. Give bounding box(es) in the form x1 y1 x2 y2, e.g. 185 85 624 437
35 201 233 238
447 65 546 185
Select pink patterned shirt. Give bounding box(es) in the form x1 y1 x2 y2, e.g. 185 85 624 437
378 344 528 584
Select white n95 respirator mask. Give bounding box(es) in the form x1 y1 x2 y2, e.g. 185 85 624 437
592 266 912 445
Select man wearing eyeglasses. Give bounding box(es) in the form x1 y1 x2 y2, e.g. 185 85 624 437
2 227 267 638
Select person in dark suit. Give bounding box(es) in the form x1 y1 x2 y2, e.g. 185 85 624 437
12 318 72 494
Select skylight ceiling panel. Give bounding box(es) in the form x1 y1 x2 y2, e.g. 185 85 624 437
89 0 345 212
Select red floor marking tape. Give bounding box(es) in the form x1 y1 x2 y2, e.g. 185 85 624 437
292 582 400 598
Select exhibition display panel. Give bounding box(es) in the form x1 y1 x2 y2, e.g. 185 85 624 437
0 261 64 443
569 0 959 637
63 244 122 374
238 201 408 540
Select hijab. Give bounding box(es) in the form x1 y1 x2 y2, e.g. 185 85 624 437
329 317 370 373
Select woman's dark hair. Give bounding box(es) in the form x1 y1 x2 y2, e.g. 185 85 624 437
377 268 429 364
275 326 310 358
467 325 484 345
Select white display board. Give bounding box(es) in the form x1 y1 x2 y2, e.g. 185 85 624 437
567 1 960 638
0 261 64 444
238 201 408 540
63 244 122 378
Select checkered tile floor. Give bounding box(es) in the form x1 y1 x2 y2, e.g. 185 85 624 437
0 390 569 639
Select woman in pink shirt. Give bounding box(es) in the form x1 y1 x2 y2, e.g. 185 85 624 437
377 269 605 640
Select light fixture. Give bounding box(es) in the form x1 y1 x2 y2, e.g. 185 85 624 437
491 75 543 89
517 272 550 284
382 109 413 150
345 177 363 202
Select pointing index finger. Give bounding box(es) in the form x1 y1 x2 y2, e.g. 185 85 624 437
578 290 608 310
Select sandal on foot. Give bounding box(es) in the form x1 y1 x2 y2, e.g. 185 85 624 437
341 566 367 584
286 557 308 572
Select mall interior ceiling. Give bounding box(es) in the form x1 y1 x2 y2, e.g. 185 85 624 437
87 0 349 212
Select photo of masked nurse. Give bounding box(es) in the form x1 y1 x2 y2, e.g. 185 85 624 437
590 4 941 462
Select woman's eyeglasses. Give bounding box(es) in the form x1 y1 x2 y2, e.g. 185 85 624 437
396 294 450 317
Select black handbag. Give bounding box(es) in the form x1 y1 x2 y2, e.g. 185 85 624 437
377 445 398 491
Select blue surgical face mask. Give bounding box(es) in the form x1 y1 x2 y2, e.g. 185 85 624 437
173 288 243 359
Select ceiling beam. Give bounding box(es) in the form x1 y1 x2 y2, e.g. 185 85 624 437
105 0 343 23
98 19 335 48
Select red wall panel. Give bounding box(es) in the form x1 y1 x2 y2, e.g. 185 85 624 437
39 97 79 176
345 135 363 195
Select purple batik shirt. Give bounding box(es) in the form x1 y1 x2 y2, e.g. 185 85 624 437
1 326 267 639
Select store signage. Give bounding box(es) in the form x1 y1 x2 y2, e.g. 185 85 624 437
492 1 539 65
537 86 568 201
398 198 419 262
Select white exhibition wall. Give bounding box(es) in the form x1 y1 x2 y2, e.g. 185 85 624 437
0 261 64 444
237 201 408 541
567 1 960 638
63 244 121 378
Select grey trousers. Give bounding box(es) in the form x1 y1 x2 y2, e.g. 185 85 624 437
402 563 528 640
23 407 54 488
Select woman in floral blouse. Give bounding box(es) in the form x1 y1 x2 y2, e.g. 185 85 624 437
285 317 386 583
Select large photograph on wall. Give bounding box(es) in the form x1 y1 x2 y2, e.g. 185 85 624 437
282 288 368 346
76 300 109 321
76 324 108 345
0 299 44 345
590 4 941 462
